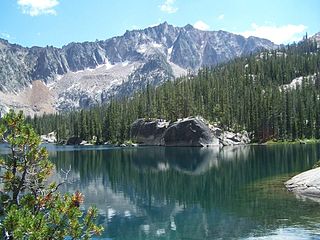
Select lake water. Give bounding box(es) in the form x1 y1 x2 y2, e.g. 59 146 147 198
1 144 320 239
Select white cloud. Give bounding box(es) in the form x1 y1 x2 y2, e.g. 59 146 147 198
218 14 224 20
1 32 11 39
239 23 307 44
159 0 178 14
17 0 59 16
193 20 210 31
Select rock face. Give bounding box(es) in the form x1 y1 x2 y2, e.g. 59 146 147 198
130 117 250 147
164 118 219 147
0 22 277 115
285 167 320 201
131 119 169 145
211 127 251 146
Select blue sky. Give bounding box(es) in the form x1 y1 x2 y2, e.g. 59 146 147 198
0 0 319 47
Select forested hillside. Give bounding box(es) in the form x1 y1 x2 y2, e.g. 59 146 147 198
27 38 320 143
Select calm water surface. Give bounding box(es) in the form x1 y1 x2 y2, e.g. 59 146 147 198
1 144 320 239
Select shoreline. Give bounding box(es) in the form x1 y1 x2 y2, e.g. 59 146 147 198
41 139 320 147
251 139 320 145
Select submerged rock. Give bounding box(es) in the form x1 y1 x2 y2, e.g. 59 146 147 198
130 117 250 147
285 167 320 201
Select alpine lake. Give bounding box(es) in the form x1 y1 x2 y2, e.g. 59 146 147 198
1 144 320 240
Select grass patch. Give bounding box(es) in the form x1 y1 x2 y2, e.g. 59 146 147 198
265 139 320 145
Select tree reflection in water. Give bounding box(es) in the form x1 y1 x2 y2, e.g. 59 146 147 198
39 144 320 239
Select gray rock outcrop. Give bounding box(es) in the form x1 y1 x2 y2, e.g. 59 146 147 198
130 117 250 147
285 167 320 201
163 118 219 147
40 131 57 143
211 127 251 146
130 119 169 145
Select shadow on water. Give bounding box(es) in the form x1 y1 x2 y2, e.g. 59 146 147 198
1 144 320 239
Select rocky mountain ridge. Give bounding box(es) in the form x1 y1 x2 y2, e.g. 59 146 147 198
0 22 277 115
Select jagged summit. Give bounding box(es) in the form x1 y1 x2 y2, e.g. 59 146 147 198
0 22 277 115
183 24 194 31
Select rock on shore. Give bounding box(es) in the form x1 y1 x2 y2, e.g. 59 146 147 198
130 117 250 147
40 131 57 143
285 167 320 201
66 136 83 145
131 118 168 145
164 118 219 147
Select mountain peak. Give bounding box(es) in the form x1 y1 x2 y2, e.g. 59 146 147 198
153 21 170 30
183 24 194 31
159 21 169 27
148 21 174 33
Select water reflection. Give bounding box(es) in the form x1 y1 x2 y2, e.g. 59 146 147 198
1 144 320 239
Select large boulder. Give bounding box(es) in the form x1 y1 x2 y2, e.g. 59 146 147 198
130 117 251 147
285 167 320 201
40 131 57 143
66 136 83 145
164 118 219 147
216 129 251 146
131 119 169 145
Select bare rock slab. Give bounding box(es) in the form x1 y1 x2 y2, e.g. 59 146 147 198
285 167 320 200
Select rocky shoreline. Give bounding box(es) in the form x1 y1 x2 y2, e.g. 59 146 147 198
285 167 320 202
41 116 251 147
